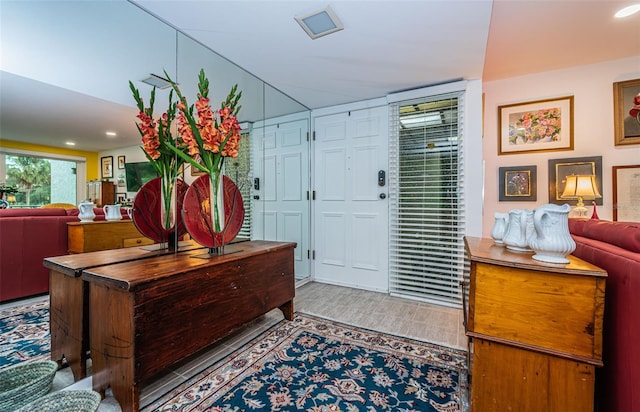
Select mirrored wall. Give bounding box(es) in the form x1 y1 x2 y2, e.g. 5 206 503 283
1 0 312 280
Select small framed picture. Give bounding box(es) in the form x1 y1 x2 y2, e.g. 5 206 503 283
498 165 537 201
498 96 574 155
101 156 113 179
118 155 126 169
613 165 640 222
548 156 603 205
613 78 640 146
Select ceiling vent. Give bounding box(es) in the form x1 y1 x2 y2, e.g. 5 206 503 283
141 74 172 89
295 6 344 40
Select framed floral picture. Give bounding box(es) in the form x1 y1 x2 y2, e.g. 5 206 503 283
613 78 640 146
613 165 640 222
100 156 113 179
498 96 574 155
498 165 537 201
548 156 603 206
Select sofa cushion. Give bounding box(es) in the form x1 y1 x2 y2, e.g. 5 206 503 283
569 219 640 253
0 208 68 217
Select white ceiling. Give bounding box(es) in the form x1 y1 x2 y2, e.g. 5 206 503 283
0 0 638 153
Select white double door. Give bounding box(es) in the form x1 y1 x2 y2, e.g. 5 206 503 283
251 117 310 278
312 106 389 292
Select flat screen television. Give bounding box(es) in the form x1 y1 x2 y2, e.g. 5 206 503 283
125 162 159 192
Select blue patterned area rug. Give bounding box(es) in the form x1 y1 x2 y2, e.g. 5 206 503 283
145 313 467 412
0 297 50 369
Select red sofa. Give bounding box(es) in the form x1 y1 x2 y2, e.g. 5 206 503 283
569 218 640 412
0 207 128 302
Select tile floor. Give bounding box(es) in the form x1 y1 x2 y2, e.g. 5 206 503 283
44 281 468 411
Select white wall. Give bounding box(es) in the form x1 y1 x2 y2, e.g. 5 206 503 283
99 146 149 200
482 56 640 237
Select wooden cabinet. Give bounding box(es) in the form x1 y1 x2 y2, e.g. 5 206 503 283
464 237 606 412
68 220 153 253
82 241 296 412
87 180 115 207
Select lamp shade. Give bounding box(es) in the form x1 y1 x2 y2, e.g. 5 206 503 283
561 175 602 199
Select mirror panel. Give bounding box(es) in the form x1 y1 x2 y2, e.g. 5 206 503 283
1 0 311 282
1 1 177 107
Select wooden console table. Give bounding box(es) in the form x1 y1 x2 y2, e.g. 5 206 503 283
67 220 153 254
44 241 204 380
464 237 606 412
82 240 296 412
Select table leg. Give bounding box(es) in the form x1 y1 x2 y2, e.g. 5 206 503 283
90 283 138 411
279 299 294 320
49 270 87 380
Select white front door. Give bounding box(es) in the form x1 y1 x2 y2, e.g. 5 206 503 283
313 106 389 291
251 118 310 278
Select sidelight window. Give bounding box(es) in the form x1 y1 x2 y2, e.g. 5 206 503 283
389 92 467 307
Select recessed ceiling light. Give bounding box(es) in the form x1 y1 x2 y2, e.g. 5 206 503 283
141 73 172 89
65 141 76 146
615 3 640 17
105 131 117 137
295 5 344 40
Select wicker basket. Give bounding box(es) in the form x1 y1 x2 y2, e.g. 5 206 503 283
14 389 102 412
0 360 58 411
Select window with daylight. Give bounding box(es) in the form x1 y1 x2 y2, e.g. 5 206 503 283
0 150 84 208
389 93 468 308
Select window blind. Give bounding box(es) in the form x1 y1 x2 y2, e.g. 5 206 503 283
389 92 467 308
225 131 251 239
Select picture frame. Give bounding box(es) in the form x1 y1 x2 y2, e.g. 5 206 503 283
613 78 640 146
498 96 574 155
101 156 113 179
612 165 640 222
548 156 603 205
498 165 537 201
118 155 126 169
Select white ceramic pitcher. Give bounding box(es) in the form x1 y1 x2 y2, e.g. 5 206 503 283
78 201 96 222
503 208 534 252
529 203 576 263
490 212 509 245
103 204 122 221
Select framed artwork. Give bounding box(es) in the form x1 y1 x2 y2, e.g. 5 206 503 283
101 156 113 179
548 156 603 205
613 78 640 146
498 96 574 155
613 165 640 222
118 155 126 169
498 165 537 201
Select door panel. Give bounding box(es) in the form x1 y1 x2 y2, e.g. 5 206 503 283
313 106 389 292
251 118 310 278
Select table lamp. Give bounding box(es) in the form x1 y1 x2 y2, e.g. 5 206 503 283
560 174 602 218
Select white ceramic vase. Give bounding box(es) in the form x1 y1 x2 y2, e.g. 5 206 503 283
529 203 576 264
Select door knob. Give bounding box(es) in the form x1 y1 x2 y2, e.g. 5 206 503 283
379 193 386 199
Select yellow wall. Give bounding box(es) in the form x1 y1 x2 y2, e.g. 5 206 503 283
0 139 99 180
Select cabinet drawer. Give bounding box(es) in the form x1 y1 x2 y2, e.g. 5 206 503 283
123 237 155 248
